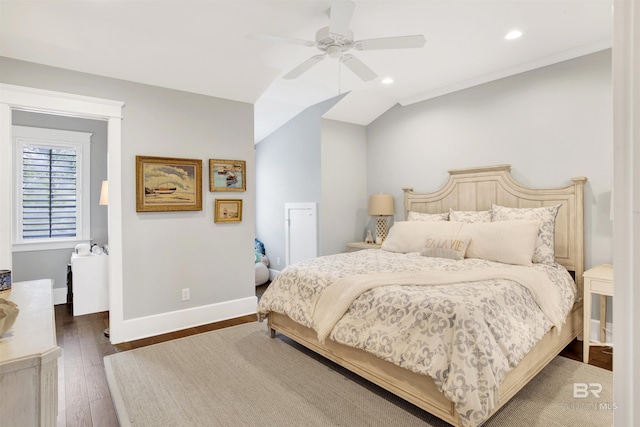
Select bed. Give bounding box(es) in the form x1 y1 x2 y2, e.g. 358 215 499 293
257 164 586 427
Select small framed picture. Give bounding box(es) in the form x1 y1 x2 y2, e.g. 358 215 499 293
214 199 243 223
136 155 202 212
209 159 246 192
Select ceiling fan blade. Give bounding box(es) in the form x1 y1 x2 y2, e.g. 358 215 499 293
329 0 355 38
246 33 315 47
354 35 426 51
340 54 377 82
283 55 326 79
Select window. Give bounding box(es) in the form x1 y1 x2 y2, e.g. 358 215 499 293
13 126 92 251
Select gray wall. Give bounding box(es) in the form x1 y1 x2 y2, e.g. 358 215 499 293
1 57 255 321
366 50 613 322
11 111 108 291
255 95 345 270
320 118 367 255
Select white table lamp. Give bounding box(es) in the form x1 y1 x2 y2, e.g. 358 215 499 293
368 194 394 243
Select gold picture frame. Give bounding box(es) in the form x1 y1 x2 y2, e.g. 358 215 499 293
209 159 246 192
214 199 243 223
136 155 202 212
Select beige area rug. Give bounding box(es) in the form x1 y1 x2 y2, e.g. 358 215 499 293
104 322 613 427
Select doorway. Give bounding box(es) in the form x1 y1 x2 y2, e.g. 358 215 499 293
10 112 108 304
0 83 125 343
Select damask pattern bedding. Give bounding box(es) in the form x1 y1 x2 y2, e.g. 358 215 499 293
257 249 577 427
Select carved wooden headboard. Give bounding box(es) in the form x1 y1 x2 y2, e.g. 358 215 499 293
403 164 587 290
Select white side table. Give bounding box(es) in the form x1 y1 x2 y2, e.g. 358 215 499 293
346 242 382 252
70 252 109 316
582 264 613 363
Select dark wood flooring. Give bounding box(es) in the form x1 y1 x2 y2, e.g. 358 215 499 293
558 338 613 371
54 293 612 427
54 304 257 427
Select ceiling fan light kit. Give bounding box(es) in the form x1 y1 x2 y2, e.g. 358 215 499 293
248 0 426 82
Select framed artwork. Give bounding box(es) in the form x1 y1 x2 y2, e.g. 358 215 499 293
136 155 203 212
209 159 246 192
214 199 243 223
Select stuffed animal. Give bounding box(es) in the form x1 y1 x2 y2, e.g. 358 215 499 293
254 238 270 286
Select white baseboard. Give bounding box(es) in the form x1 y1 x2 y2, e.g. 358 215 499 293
53 287 67 305
590 319 613 347
269 268 280 281
117 296 258 343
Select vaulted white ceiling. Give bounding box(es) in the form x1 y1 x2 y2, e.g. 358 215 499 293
0 1 612 142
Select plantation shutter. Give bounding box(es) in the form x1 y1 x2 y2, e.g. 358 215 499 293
21 145 77 239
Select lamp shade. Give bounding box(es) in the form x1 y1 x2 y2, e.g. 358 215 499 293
99 180 109 206
368 194 394 216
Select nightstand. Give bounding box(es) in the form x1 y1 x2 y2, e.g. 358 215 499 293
582 264 613 363
346 242 382 252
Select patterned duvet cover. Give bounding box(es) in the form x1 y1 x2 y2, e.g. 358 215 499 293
257 249 577 427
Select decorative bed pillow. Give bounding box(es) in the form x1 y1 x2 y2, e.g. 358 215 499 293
407 211 449 221
449 209 491 223
491 204 561 265
459 220 541 265
381 221 464 253
420 235 472 260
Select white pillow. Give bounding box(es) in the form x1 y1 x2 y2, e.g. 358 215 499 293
407 211 449 221
421 235 472 260
491 204 561 265
449 209 491 223
381 221 464 253
460 220 541 265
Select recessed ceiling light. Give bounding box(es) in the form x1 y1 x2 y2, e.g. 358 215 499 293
381 77 394 85
505 30 523 40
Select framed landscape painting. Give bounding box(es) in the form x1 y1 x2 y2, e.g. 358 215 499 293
136 155 203 212
209 159 246 192
214 199 242 223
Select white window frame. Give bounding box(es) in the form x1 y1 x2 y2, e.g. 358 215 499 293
12 125 92 252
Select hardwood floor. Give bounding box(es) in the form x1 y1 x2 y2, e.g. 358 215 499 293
54 300 612 427
54 304 256 427
558 337 613 371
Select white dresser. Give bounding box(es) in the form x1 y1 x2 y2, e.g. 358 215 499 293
70 252 109 316
0 279 61 426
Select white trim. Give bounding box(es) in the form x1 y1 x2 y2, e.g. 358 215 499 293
119 297 258 343
612 0 639 425
12 125 92 248
0 84 123 119
106 116 124 343
12 239 91 253
0 84 125 347
400 39 611 106
0 103 12 269
53 287 68 306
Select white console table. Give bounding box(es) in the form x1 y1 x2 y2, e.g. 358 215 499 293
0 279 61 426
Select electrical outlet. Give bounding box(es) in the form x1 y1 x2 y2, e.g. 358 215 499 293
181 288 190 301
276 257 281 266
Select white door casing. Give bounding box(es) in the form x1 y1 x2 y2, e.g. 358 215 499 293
0 84 125 343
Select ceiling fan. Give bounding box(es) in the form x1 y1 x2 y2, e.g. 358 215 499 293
247 0 426 82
